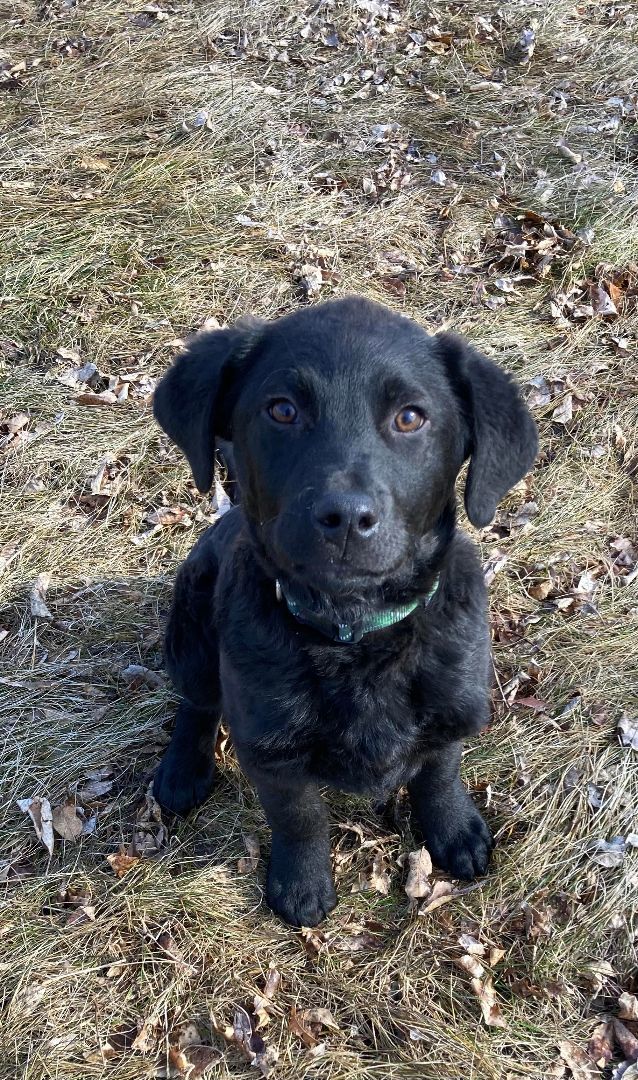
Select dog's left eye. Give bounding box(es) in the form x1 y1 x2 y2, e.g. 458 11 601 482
268 399 298 424
393 406 426 433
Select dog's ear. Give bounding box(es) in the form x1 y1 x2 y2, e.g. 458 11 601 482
438 334 538 528
153 318 263 492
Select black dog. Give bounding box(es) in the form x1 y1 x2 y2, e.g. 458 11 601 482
152 297 537 927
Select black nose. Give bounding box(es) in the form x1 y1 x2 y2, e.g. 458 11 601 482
313 492 379 545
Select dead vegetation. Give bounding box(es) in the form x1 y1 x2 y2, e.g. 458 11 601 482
1 0 637 1077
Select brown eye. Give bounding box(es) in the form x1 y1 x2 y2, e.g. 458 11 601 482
268 399 298 424
393 406 426 433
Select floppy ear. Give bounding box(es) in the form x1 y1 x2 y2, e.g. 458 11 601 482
438 334 538 529
153 318 262 492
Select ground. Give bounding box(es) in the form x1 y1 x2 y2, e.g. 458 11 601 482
1 1 637 1077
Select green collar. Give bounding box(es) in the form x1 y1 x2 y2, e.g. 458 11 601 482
276 575 440 645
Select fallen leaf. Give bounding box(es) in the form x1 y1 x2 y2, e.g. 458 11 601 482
297 1007 339 1034
458 933 486 956
523 902 554 941
52 801 84 841
4 412 29 434
379 275 407 299
17 797 54 856
131 1019 159 1054
618 714 638 751
30 573 53 619
516 696 549 711
618 993 638 1021
120 664 165 690
66 903 96 926
489 946 506 967
133 789 166 855
289 1007 317 1048
613 1019 638 1062
470 975 507 1028
296 263 324 298
263 964 281 1000
588 836 626 868
587 783 604 810
404 847 432 901
556 138 582 164
146 506 190 527
75 390 119 407
559 1040 599 1078
106 851 140 877
552 395 573 424
418 880 455 913
588 1022 614 1068
590 284 618 317
181 1044 223 1077
300 927 324 956
456 954 485 979
231 1005 278 1076
237 833 260 874
157 930 190 970
483 549 508 584
525 375 552 408
56 345 82 362
76 778 114 802
511 501 539 529
369 851 391 895
253 963 281 1028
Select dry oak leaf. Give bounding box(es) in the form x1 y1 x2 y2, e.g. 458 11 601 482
613 1019 638 1061
404 846 432 901
470 975 507 1028
369 850 391 895
106 851 140 877
298 1007 339 1033
588 1021 614 1068
455 954 485 979
418 879 455 914
52 801 84 841
75 390 119 407
231 1005 278 1076
17 796 54 856
237 833 260 874
618 714 638 751
289 1007 317 1048
458 933 486 955
30 573 53 619
559 1040 599 1078
4 412 29 434
618 992 638 1021
77 778 114 802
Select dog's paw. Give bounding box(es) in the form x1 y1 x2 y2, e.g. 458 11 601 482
416 793 494 880
153 751 215 816
266 842 337 927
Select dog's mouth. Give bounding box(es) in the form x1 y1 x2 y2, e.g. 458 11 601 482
285 554 410 597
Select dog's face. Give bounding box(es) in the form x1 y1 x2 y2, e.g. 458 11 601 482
154 298 537 595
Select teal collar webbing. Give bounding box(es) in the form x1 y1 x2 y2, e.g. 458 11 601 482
276 575 440 645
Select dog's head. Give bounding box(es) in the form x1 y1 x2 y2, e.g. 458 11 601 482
154 297 537 595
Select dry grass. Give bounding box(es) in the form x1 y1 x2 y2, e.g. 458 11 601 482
1 0 637 1077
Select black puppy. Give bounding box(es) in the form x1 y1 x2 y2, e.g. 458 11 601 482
152 297 537 927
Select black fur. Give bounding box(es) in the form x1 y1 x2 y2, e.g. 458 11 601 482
152 297 538 926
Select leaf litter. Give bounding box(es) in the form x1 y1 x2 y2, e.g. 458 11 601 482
17 797 54 856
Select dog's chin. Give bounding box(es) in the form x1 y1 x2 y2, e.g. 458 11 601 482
275 553 410 599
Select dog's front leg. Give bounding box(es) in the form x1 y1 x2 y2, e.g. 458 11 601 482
408 741 493 880
252 774 337 927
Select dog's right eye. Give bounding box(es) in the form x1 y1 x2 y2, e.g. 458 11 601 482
268 399 298 424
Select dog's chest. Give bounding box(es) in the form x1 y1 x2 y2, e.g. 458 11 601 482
304 666 424 796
